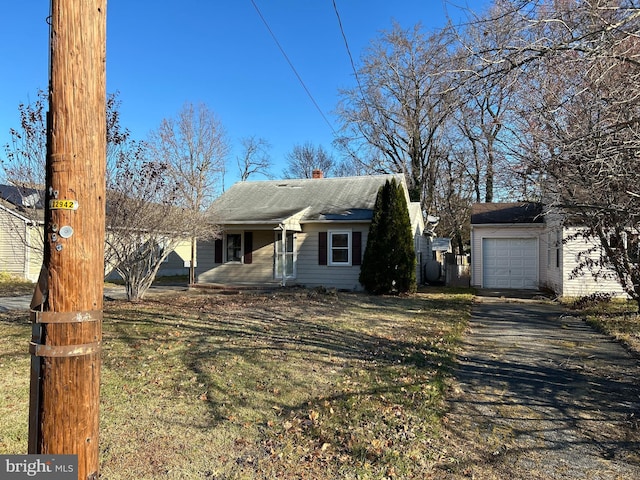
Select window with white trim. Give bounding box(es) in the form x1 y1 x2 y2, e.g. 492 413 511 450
329 230 351 266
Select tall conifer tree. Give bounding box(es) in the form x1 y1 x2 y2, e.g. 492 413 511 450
360 178 416 294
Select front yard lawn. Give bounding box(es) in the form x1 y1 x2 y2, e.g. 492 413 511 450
0 287 472 479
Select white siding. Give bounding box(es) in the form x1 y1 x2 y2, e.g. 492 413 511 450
0 207 41 281
26 224 43 282
471 224 546 289
295 223 369 291
541 214 563 294
559 226 626 298
197 230 277 284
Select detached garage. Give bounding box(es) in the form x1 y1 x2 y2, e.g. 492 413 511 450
471 203 545 290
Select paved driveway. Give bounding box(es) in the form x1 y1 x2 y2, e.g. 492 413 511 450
441 291 640 479
0 285 189 312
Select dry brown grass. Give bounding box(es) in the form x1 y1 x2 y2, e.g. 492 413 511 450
0 287 472 479
0 273 33 297
568 297 640 355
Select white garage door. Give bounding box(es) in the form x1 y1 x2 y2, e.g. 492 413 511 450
482 238 538 289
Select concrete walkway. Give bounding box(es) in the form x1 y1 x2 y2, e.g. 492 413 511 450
442 291 640 479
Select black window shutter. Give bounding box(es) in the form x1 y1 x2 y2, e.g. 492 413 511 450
318 232 327 265
244 232 253 264
352 231 362 266
214 238 223 264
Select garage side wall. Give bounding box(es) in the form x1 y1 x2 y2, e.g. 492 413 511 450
471 224 546 289
560 226 627 298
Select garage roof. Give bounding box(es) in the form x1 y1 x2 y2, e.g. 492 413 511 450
471 202 543 224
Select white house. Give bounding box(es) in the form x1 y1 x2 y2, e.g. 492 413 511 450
196 173 432 291
0 185 44 282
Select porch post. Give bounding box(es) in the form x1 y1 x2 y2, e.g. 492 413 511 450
281 224 287 287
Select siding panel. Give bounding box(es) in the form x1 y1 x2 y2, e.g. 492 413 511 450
561 227 626 297
0 208 41 281
296 224 369 291
197 230 276 284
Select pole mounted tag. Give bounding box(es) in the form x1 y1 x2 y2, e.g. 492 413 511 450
30 341 101 357
30 310 102 324
49 199 79 210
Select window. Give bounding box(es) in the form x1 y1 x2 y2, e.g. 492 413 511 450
329 230 351 265
628 233 640 263
605 231 640 264
226 234 242 262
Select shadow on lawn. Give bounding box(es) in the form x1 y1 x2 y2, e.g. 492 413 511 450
103 291 463 433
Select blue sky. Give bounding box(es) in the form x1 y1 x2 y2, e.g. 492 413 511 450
0 1 490 185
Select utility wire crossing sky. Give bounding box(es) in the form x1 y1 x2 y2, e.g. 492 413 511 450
0 1 489 184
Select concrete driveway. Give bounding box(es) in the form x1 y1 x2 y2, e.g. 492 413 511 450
441 290 640 479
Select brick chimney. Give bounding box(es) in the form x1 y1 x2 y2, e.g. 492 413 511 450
312 169 324 179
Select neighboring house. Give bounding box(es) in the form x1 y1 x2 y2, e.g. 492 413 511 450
160 240 195 277
0 187 44 282
104 237 194 281
197 173 432 291
470 202 626 297
432 237 452 263
1 183 189 282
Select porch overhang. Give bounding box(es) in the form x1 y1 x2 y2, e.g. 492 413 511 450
273 207 309 233
214 207 309 233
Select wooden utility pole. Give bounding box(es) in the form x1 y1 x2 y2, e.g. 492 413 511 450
29 1 106 479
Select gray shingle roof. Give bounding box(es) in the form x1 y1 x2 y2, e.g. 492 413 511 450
210 174 406 225
0 184 44 209
471 202 544 224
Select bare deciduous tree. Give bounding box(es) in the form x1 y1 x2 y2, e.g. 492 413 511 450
237 135 272 181
148 102 229 284
105 142 188 301
282 142 334 178
467 0 640 303
1 90 47 193
336 23 455 211
2 91 132 251
447 1 528 203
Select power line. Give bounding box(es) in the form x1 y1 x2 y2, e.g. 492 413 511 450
249 0 337 136
332 0 378 168
332 0 366 101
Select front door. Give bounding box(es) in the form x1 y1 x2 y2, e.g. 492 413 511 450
275 231 296 279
